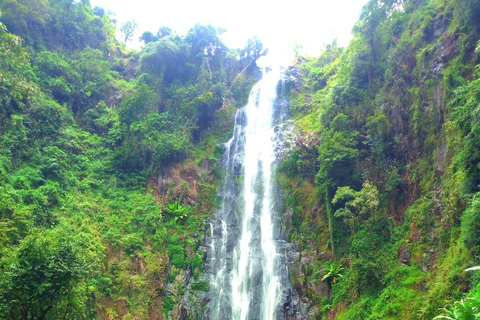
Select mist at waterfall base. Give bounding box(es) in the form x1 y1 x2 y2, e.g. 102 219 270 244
207 63 292 320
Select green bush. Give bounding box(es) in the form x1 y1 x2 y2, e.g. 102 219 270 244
163 296 174 314
462 193 480 261
191 282 209 291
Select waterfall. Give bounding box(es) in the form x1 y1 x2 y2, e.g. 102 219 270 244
208 66 289 320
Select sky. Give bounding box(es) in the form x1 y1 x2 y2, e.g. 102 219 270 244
90 0 369 61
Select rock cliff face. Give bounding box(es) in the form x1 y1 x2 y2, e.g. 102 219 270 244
165 231 211 320
151 160 215 207
145 159 215 320
154 72 315 320
273 74 328 320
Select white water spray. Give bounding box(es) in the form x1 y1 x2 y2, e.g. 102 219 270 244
209 65 287 320
231 67 281 320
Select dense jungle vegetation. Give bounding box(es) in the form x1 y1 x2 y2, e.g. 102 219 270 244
278 0 480 319
2 0 480 319
0 0 262 318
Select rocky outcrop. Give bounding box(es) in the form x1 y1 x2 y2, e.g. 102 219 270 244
150 159 215 207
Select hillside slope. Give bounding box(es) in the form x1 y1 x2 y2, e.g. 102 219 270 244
0 1 262 318
278 0 480 319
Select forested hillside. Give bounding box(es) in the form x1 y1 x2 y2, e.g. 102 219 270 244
0 0 262 318
2 0 480 319
278 0 480 319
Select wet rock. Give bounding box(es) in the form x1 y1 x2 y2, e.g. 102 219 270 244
431 56 444 75
281 287 311 320
274 120 296 159
285 242 301 263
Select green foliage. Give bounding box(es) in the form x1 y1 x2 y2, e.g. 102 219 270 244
462 193 480 261
191 253 204 272
322 262 344 285
163 296 174 314
120 20 138 44
139 37 184 81
0 229 88 320
316 113 360 196
368 265 425 319
1 0 115 52
191 282 210 291
139 26 172 45
118 83 158 125
0 22 38 118
333 181 379 234
0 0 261 316
166 235 185 269
12 0 480 318
185 24 224 62
165 201 191 223
279 0 480 318
435 283 480 320
291 207 302 229
34 48 116 117
451 69 480 193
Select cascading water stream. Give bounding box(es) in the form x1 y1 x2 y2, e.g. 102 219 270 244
208 65 289 320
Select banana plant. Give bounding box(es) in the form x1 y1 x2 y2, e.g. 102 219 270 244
435 283 480 320
322 262 344 284
165 201 189 223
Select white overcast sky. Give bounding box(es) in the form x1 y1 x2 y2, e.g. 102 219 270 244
90 0 369 61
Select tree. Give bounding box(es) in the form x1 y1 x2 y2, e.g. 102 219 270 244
185 24 224 60
322 261 344 303
93 6 105 17
34 48 113 117
139 37 182 81
139 27 172 45
120 20 138 44
118 84 158 125
240 36 267 61
0 23 39 121
139 30 156 45
156 26 172 39
0 231 86 320
0 0 50 44
332 181 380 235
